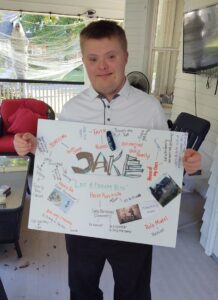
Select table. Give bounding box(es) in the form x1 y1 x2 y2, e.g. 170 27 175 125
0 156 29 258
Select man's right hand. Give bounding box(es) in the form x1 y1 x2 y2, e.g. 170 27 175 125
14 132 37 156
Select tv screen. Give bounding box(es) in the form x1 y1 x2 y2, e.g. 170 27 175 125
183 4 218 74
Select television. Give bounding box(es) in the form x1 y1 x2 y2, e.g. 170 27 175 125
183 4 218 74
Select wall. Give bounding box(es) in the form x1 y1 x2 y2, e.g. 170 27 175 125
0 0 125 20
172 0 218 195
172 0 218 258
124 0 157 75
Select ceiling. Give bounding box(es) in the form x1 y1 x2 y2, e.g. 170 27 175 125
0 0 126 20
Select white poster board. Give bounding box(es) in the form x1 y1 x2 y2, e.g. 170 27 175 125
29 119 188 247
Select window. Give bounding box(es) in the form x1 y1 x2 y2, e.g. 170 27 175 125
0 10 86 83
149 0 184 101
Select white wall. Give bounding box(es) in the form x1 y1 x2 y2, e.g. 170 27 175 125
0 0 125 20
172 0 218 192
125 0 157 76
172 0 218 258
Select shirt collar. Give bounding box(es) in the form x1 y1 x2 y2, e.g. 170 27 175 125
87 78 131 102
87 85 99 101
118 79 131 99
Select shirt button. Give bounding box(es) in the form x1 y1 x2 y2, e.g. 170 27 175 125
107 105 110 109
107 118 110 122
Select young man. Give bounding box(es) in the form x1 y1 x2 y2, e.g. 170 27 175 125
14 20 201 300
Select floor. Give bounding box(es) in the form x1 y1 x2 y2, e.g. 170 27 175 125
0 192 218 300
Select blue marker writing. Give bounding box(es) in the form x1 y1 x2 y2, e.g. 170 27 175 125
106 131 116 151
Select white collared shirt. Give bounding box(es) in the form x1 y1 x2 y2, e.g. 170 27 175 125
59 80 168 130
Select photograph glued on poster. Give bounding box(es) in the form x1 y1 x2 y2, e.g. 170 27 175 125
149 175 182 207
116 204 142 224
29 120 188 247
48 188 75 213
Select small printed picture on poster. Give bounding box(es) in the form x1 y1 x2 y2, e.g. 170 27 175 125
116 204 142 224
48 188 74 213
149 174 181 207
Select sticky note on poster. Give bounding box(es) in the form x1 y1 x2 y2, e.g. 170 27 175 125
29 120 187 247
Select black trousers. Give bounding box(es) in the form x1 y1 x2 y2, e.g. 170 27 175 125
65 235 152 300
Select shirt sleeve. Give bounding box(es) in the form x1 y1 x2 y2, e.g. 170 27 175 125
151 96 169 130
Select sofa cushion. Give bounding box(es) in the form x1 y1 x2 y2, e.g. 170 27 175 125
7 107 46 136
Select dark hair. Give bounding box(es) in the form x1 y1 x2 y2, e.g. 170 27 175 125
80 20 127 52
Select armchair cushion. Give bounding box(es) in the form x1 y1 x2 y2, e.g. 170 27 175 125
0 98 55 155
0 134 15 152
7 107 46 136
25 100 48 115
0 114 3 136
0 98 48 132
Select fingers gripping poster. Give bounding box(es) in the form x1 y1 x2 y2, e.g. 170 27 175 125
29 120 188 247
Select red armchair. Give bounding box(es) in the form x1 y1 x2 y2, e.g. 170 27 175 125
0 98 55 172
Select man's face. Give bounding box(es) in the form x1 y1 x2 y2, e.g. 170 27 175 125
82 37 128 101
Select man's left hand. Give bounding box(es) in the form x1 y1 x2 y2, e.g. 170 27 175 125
182 149 202 175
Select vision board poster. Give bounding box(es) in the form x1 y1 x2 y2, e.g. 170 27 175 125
29 119 188 247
